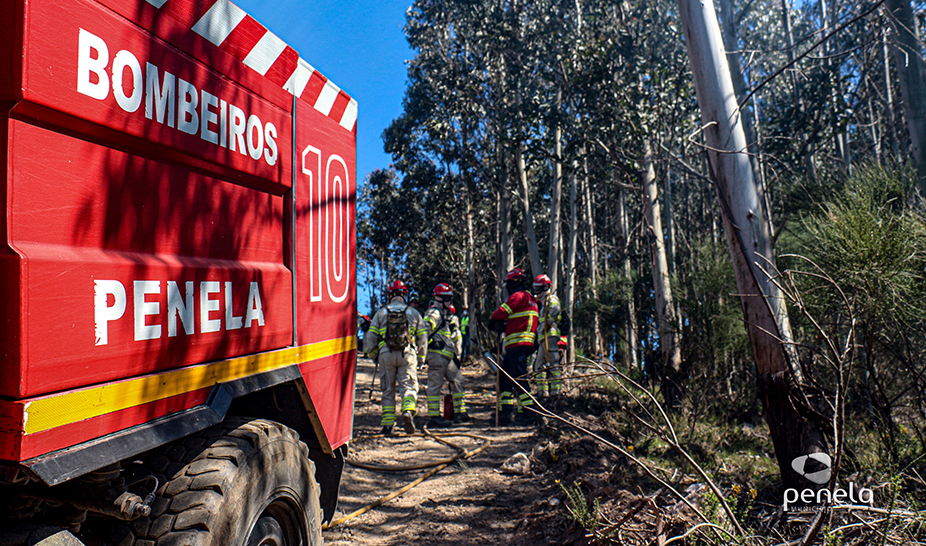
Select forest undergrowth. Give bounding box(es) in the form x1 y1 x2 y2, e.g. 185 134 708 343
527 357 926 546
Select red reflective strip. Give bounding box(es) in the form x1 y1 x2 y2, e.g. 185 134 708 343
328 91 351 122
161 0 220 29
219 15 265 61
264 46 300 88
301 70 328 104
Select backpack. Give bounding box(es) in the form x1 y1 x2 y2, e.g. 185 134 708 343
385 305 413 350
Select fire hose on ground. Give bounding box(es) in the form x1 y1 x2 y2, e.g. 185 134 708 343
322 431 494 530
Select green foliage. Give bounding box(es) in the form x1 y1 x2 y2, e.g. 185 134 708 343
559 480 601 533
675 237 754 417
785 161 926 478
798 164 925 325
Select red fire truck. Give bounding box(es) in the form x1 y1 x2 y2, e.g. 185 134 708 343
0 0 357 544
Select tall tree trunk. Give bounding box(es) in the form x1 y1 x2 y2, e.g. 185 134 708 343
618 187 639 370
517 143 543 277
464 179 475 311
565 162 578 366
549 100 564 291
885 0 926 192
582 153 602 359
641 140 683 407
665 168 676 275
781 0 818 182
677 0 829 490
719 0 763 185
498 148 513 304
883 27 901 162
819 0 850 174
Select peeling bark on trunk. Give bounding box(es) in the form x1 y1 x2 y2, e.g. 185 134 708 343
676 0 828 490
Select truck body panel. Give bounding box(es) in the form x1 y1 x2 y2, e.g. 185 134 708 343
0 0 357 475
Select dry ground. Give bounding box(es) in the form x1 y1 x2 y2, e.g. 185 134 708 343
322 355 585 546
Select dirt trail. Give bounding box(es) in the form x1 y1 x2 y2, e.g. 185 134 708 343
322 356 572 546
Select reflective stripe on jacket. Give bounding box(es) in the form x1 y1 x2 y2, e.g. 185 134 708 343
363 296 428 360
490 289 538 349
537 293 563 347
423 306 462 359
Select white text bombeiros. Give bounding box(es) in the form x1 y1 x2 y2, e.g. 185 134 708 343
76 29 279 167
94 280 266 346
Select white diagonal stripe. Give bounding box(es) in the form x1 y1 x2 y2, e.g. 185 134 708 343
243 30 288 76
314 80 341 116
283 58 316 97
339 98 358 130
191 0 247 47
146 0 168 8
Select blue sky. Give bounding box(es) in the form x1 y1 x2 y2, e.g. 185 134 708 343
233 0 413 182
232 1 414 312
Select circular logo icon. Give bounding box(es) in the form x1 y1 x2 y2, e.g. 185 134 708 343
791 453 832 485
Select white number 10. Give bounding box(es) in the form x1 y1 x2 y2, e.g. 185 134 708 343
302 145 350 304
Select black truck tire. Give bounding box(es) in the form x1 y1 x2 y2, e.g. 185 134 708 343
114 418 322 546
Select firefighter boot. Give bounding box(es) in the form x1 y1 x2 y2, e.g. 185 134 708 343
453 412 471 425
517 407 541 426
426 416 453 428
402 411 416 434
498 406 516 427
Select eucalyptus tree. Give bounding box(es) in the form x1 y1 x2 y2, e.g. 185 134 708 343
884 0 926 192
676 0 829 490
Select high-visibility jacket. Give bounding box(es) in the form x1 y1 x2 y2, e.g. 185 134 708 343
537 292 563 351
490 288 539 349
460 314 470 336
423 305 462 359
364 296 428 362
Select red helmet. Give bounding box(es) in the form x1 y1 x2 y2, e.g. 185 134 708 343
505 268 528 283
386 280 408 294
433 283 453 297
449 304 456 314
533 274 552 291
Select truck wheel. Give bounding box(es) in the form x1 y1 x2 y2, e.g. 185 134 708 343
117 418 322 546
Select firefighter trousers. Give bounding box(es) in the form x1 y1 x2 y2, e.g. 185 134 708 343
379 346 419 427
533 341 562 396
499 345 534 412
425 353 466 417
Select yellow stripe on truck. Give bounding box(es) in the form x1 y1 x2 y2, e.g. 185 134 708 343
23 336 356 435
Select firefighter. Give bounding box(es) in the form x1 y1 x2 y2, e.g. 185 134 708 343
422 284 468 427
460 308 471 360
489 268 540 426
532 274 568 399
447 304 469 424
364 280 428 435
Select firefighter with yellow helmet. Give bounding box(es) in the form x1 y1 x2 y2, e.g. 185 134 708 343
364 280 428 434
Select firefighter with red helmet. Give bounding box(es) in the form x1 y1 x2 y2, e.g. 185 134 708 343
364 280 428 434
489 267 540 425
532 274 568 398
422 283 467 427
